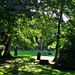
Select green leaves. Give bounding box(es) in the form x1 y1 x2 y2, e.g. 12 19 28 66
72 0 75 2
0 26 3 34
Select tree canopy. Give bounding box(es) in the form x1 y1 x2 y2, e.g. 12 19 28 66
0 0 75 70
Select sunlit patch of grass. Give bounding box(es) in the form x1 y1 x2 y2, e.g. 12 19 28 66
2 51 4 55
11 50 38 56
10 50 56 56
13 55 31 58
0 72 4 75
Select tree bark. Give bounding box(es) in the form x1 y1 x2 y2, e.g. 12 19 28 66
3 31 13 58
40 37 42 50
35 37 39 44
42 43 45 50
35 37 39 50
53 2 63 61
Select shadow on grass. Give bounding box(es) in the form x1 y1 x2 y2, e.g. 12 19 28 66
0 55 75 75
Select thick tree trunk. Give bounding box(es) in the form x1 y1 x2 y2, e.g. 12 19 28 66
3 31 13 58
53 2 63 61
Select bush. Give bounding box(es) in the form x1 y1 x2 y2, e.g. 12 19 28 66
55 33 75 70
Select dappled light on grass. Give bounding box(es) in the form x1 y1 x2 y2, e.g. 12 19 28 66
18 65 42 73
0 56 75 75
52 69 62 75
5 65 10 68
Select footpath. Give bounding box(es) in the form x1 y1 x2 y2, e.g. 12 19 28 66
32 56 54 62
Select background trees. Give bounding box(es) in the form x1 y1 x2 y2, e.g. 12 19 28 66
0 0 75 70
37 0 75 61
0 0 39 57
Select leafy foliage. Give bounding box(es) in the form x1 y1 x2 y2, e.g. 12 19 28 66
55 19 75 70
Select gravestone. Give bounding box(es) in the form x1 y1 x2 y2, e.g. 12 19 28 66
39 60 49 65
37 52 41 60
14 49 18 55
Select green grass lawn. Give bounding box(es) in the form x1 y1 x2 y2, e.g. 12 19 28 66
0 50 75 75
10 50 56 56
0 55 75 75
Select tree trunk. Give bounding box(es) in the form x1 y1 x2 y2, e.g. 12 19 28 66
35 37 39 50
40 37 42 50
35 37 39 44
42 43 45 50
53 2 63 61
3 31 13 58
